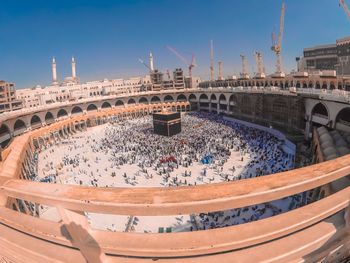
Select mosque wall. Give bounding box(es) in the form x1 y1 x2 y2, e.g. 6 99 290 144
2 88 350 151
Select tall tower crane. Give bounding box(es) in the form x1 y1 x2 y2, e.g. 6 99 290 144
138 58 151 70
166 45 196 79
210 40 215 81
138 58 170 80
240 54 249 79
218 61 224 80
254 51 266 78
271 1 285 77
340 0 350 20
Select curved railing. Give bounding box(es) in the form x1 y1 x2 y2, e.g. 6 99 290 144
0 102 349 262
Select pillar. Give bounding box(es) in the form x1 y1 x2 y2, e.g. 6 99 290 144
52 57 58 85
72 56 77 79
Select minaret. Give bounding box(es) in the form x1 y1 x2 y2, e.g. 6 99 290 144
149 52 154 72
71 56 76 79
52 57 58 85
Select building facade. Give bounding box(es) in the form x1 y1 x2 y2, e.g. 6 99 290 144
0 81 22 114
298 36 350 75
16 75 153 108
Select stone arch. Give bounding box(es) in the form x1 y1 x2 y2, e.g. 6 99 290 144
45 112 54 124
218 94 227 111
189 94 197 101
330 82 336 90
151 96 161 103
322 82 327 89
71 106 83 115
86 119 92 127
345 82 350 91
30 115 42 126
128 98 136 104
335 107 350 126
308 82 313 88
229 94 238 105
57 109 68 118
199 94 208 100
14 119 26 132
164 95 174 102
316 82 321 89
139 97 148 104
101 101 111 109
312 102 329 119
210 94 217 101
219 94 226 102
0 124 11 148
177 94 187 102
87 104 98 111
115 100 124 107
296 81 301 88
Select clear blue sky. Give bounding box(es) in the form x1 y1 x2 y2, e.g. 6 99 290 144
0 0 349 88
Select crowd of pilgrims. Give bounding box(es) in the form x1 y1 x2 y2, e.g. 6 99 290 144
195 192 311 230
90 112 294 184
35 111 306 231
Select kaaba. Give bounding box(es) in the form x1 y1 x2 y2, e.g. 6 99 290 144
153 111 181 136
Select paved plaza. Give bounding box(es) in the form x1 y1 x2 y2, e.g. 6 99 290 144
37 113 306 233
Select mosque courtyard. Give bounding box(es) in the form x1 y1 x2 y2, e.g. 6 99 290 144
36 112 306 233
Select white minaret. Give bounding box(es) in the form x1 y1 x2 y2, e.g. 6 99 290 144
149 52 154 71
52 57 58 85
71 56 76 79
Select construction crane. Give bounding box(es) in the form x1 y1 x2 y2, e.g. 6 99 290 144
271 1 285 77
240 54 249 79
210 40 214 81
166 45 196 79
139 58 171 80
254 51 265 78
138 58 151 70
218 61 224 80
340 0 350 21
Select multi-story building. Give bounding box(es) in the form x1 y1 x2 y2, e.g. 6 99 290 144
15 54 199 109
336 36 350 75
298 36 350 75
0 81 22 114
173 68 185 89
150 70 164 91
14 57 157 108
16 75 153 108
